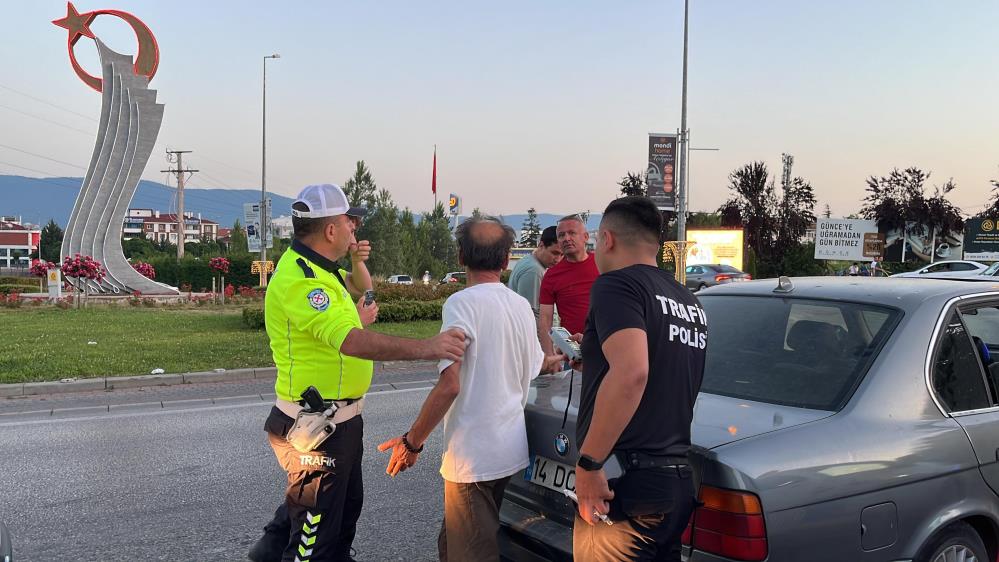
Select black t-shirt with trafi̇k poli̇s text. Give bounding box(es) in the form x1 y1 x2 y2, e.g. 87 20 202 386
576 264 707 458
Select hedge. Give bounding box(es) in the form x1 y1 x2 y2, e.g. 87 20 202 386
377 299 444 322
0 283 39 295
374 283 463 303
243 307 266 329
147 254 261 291
241 298 443 328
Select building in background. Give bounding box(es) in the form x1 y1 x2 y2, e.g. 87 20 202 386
0 217 40 269
124 208 219 244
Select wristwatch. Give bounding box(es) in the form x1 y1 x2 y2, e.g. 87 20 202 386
577 454 605 471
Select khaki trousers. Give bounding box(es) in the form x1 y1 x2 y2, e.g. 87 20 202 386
437 475 512 562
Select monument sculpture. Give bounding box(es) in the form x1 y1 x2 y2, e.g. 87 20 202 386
52 2 177 295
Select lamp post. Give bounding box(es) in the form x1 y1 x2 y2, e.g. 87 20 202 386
261 53 280 286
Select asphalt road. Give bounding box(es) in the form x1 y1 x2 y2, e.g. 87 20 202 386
0 384 449 561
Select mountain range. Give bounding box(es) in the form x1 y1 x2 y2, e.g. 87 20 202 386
0 174 601 231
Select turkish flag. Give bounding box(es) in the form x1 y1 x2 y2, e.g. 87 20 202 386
432 148 437 195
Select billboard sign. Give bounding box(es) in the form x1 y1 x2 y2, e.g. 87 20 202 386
686 229 744 270
964 218 999 261
448 193 461 216
880 222 964 263
814 219 879 261
647 133 677 211
244 200 273 253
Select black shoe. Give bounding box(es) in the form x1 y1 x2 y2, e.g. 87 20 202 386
247 532 285 562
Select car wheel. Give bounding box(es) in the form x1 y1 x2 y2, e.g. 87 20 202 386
697 283 707 292
915 522 988 562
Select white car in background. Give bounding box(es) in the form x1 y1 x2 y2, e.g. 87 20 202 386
386 274 414 285
890 259 988 278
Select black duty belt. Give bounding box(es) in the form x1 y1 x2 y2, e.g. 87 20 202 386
616 451 689 470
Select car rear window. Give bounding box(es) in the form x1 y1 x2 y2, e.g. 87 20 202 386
715 265 743 274
698 296 900 411
398 276 411 282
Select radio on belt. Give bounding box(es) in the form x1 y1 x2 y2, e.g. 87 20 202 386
549 327 581 362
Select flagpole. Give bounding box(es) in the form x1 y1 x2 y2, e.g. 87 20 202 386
433 145 438 210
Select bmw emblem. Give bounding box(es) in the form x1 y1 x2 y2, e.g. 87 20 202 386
554 433 570 457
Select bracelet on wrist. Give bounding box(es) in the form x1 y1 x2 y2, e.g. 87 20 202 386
402 432 424 454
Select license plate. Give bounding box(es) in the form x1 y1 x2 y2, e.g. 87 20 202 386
524 455 575 493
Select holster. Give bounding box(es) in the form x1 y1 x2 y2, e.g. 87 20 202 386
285 408 337 453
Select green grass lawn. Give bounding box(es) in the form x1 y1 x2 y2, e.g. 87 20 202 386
0 307 442 383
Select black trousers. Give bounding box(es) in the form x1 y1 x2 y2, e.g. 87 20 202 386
262 406 364 562
572 467 695 562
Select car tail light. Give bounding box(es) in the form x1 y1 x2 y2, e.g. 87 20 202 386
715 274 732 282
685 486 768 561
745 274 752 280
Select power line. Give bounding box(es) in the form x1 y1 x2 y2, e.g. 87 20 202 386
0 143 88 170
0 82 99 122
0 103 94 136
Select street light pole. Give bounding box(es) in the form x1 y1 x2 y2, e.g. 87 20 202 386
676 0 690 243
261 53 280 287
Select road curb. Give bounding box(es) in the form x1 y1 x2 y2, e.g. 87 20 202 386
3 367 278 398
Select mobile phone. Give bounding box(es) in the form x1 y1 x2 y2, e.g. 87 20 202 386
363 290 375 306
549 327 581 362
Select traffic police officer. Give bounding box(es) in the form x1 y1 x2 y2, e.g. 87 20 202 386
249 184 467 562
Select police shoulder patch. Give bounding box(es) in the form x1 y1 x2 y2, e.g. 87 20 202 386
307 288 330 311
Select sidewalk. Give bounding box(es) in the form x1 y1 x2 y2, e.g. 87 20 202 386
0 360 438 398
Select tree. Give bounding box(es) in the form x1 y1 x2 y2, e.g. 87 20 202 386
39 219 63 262
520 208 541 247
861 167 964 244
343 160 377 210
719 162 776 262
719 161 816 277
618 172 646 197
229 219 249 254
122 237 156 259
978 179 999 218
356 189 403 276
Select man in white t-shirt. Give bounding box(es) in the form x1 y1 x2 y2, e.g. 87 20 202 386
379 216 562 562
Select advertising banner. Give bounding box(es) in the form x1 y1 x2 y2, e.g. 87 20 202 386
814 219 879 261
686 229 744 270
964 218 999 261
880 222 964 263
647 133 677 211
448 193 461 216
244 200 273 253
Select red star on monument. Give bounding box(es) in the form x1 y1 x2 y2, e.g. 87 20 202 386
52 2 96 45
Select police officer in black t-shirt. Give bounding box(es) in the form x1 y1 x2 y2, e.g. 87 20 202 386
570 196 707 562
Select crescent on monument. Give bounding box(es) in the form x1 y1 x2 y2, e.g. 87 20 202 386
53 2 160 92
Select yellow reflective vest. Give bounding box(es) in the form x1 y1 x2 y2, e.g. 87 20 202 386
265 241 373 402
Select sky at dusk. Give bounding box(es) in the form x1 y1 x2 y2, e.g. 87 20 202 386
3 0 998 219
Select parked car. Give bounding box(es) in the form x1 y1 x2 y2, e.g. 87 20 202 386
439 271 466 285
834 266 890 277
891 259 988 278
684 263 751 291
1 520 12 562
501 276 999 562
386 274 414 285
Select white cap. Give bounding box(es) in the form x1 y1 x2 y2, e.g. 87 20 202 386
291 184 367 219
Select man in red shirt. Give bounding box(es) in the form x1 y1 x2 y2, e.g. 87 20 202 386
539 214 600 354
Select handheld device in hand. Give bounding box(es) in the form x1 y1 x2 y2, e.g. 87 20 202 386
562 489 613 525
549 327 581 362
363 290 375 306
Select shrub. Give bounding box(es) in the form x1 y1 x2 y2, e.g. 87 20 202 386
0 283 38 295
243 307 266 329
374 283 463 303
1 292 22 308
132 261 156 280
377 299 444 322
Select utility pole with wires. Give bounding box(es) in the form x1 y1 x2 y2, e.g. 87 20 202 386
162 150 198 260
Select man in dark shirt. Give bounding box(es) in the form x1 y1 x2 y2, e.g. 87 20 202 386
571 196 707 562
